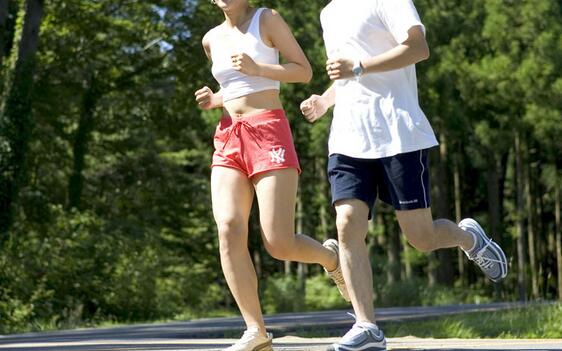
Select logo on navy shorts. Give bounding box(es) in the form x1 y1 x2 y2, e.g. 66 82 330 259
269 148 285 164
399 199 419 205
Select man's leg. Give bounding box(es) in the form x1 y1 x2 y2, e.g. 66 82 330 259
395 208 474 252
396 208 508 282
329 199 386 351
334 199 374 323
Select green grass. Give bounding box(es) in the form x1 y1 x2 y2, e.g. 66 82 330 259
381 303 562 339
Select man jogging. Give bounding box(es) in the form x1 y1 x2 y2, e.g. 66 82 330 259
301 0 508 350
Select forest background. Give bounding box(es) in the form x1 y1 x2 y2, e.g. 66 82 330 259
0 0 560 333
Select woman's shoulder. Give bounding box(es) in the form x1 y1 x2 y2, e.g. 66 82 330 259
259 8 286 28
203 23 225 44
260 8 282 20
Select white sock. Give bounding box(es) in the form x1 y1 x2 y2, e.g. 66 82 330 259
357 321 379 330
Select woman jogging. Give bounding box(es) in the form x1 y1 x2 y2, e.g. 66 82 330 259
194 1 348 350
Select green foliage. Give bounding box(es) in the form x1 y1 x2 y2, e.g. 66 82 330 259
305 275 348 311
375 278 492 308
263 274 305 314
263 274 349 314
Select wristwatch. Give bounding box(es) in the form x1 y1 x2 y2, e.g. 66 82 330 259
352 59 364 78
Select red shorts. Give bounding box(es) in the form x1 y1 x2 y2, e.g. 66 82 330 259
211 109 301 177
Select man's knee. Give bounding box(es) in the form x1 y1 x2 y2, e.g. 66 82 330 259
335 202 369 244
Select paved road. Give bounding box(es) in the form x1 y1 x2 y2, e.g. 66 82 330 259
2 336 561 351
1 302 560 350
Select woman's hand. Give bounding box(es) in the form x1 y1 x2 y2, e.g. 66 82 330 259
194 86 221 109
231 53 261 76
300 94 329 123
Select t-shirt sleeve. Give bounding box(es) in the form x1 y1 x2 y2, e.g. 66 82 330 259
377 0 425 44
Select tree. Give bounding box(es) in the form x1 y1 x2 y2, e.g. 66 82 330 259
0 0 45 235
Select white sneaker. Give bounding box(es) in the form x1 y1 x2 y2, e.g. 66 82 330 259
460 218 508 282
223 329 273 351
323 239 350 302
328 322 387 351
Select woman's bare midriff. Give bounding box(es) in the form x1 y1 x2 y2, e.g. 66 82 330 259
222 89 283 117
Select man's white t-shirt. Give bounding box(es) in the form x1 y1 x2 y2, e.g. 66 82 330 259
321 0 438 159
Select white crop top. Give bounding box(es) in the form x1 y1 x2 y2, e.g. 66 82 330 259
209 8 280 102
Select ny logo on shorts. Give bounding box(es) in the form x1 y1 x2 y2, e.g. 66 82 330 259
269 147 285 164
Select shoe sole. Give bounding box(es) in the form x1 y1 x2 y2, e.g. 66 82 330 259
460 218 508 281
330 341 386 351
253 340 272 351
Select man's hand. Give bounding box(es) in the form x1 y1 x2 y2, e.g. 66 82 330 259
300 94 329 123
231 53 261 76
194 86 220 110
326 57 354 80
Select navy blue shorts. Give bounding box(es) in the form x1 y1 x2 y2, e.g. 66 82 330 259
327 148 432 219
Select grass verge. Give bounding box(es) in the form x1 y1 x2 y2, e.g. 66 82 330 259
295 303 562 339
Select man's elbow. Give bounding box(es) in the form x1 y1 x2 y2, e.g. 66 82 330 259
419 43 430 61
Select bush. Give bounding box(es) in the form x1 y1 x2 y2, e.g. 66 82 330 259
375 277 492 307
305 274 348 311
262 274 304 314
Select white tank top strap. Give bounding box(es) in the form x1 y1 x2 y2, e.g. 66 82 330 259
248 8 265 40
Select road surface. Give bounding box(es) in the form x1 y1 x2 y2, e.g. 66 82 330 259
1 302 560 350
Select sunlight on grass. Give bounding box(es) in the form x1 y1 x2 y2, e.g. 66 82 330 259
383 303 562 339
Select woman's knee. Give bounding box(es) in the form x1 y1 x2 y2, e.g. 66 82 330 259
216 217 246 254
263 234 295 261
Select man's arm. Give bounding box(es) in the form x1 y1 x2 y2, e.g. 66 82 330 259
362 26 428 73
300 83 336 123
326 26 429 80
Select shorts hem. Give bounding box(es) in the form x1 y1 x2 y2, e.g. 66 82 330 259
211 164 249 176
394 202 432 211
249 165 301 178
331 193 373 209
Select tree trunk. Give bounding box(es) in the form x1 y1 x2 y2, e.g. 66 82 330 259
0 0 45 235
386 213 400 284
487 153 502 242
514 131 527 301
453 160 462 224
554 180 562 301
317 156 330 243
435 135 454 285
296 190 306 305
284 256 292 275
401 234 412 280
67 74 100 209
0 0 9 65
524 144 539 299
487 151 505 298
249 201 262 280
453 157 465 285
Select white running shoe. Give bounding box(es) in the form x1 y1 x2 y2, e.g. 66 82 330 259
323 239 350 302
223 329 273 351
460 218 508 282
327 321 387 351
